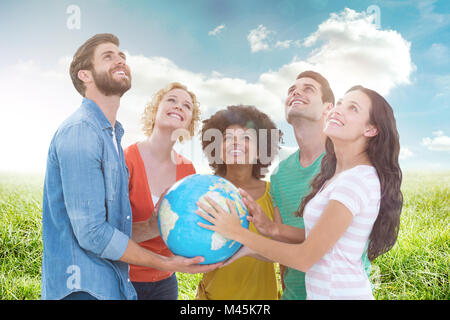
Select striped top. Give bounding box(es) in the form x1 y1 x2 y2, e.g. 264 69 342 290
303 165 380 300
270 149 324 300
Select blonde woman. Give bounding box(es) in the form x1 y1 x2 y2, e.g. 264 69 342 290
124 82 211 300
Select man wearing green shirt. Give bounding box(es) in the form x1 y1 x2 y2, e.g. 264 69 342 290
237 70 372 299
269 71 371 299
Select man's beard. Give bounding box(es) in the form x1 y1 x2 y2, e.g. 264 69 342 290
92 68 131 97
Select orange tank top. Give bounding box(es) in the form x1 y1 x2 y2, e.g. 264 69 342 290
124 143 196 282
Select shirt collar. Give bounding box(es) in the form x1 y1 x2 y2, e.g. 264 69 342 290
81 98 125 138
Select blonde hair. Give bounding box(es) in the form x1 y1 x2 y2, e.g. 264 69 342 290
141 82 200 142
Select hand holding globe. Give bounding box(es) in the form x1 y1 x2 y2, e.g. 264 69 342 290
196 196 245 241
157 174 250 264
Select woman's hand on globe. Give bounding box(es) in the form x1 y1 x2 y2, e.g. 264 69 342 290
195 196 243 240
238 188 275 238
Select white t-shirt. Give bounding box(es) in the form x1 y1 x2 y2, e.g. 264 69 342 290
303 165 381 300
151 194 160 205
112 129 119 155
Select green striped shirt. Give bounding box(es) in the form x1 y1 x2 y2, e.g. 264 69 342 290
270 149 323 300
270 149 372 300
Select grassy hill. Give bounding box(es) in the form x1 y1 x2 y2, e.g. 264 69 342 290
0 171 448 300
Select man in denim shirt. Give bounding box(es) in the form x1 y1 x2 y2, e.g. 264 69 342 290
42 34 220 300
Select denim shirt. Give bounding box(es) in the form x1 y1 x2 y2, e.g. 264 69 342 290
41 98 137 300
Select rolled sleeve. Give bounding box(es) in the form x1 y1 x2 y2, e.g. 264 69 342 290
100 228 129 260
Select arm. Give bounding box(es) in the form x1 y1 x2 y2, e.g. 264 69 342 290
240 188 305 244
119 239 222 274
197 197 353 273
125 185 222 273
131 215 159 243
58 124 219 274
124 184 221 272
272 206 283 224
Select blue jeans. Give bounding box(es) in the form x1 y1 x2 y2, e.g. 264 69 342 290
132 274 178 300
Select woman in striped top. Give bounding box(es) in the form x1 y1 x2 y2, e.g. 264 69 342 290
196 85 403 300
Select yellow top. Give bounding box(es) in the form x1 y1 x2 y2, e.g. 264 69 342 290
195 182 280 300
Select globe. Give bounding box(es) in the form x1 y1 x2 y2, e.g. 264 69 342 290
157 174 249 264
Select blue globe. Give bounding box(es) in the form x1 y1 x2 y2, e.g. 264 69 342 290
157 174 249 264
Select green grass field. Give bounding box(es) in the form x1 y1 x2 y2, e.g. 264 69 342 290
0 171 448 300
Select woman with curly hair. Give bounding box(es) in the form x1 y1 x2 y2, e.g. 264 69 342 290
124 82 207 300
196 105 283 300
197 86 403 300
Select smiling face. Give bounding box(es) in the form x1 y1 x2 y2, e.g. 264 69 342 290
221 125 258 165
324 89 378 142
90 42 131 97
154 88 194 132
285 77 327 123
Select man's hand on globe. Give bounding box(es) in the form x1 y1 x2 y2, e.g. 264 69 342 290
167 255 223 274
158 174 249 264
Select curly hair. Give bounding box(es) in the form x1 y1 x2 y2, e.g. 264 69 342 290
201 105 283 179
141 82 201 142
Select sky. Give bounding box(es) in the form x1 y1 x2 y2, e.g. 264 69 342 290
1 0 449 174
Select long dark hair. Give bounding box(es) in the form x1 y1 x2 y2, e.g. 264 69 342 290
297 85 403 261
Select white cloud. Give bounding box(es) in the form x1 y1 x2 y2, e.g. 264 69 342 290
258 8 415 100
422 131 450 151
399 147 414 160
247 25 274 53
248 25 300 52
434 74 450 98
122 54 283 121
275 40 293 49
414 0 450 38
208 24 225 36
425 43 449 63
0 8 416 173
266 145 298 177
0 58 80 173
0 54 284 173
